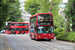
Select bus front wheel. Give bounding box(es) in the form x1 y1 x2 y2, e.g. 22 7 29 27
13 32 16 34
23 32 25 34
48 39 51 41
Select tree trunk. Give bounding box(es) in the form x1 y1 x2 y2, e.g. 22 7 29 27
65 18 70 32
72 19 75 31
71 1 75 32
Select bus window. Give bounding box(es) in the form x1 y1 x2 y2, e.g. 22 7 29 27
30 27 34 32
11 23 14 26
23 28 28 31
24 24 29 26
38 14 53 25
51 26 53 33
6 23 11 27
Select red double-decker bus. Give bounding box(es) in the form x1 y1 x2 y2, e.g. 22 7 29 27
5 22 29 34
29 13 54 41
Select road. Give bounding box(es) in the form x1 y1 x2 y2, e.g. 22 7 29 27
0 33 75 50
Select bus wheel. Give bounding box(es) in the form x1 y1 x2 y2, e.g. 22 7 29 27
31 38 33 40
35 39 39 41
31 38 35 40
19 33 21 34
23 32 25 34
13 32 16 34
48 39 51 41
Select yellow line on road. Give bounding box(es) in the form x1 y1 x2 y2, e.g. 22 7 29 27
9 48 10 50
11 48 12 50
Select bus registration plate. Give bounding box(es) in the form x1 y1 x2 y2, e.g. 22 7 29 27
44 38 48 39
49 34 51 36
44 33 46 35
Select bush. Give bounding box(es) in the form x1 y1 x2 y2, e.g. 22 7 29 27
56 32 75 42
55 28 65 32
66 32 75 42
54 28 65 36
56 32 68 40
54 30 60 36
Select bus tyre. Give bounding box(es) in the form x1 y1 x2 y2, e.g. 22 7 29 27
13 32 16 34
19 33 21 34
23 32 25 34
48 39 51 41
35 39 39 41
31 38 33 40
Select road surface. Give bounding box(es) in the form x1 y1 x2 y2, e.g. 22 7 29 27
0 33 75 50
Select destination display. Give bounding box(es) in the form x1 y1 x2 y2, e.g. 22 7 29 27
38 21 53 25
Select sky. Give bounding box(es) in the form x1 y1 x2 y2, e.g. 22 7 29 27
59 0 68 8
63 0 68 3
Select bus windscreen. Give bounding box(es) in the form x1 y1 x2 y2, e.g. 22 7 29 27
37 26 53 33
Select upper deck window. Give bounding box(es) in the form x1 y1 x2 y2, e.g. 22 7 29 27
38 14 53 25
6 23 11 27
11 23 28 26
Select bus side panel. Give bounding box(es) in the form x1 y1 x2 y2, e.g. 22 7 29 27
5 31 11 34
30 32 35 38
21 31 29 34
15 31 20 34
25 31 29 33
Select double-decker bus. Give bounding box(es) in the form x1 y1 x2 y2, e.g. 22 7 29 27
29 13 54 41
5 22 29 34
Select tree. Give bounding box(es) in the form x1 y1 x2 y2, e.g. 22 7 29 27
0 0 23 30
7 0 22 22
64 0 75 32
24 0 40 15
0 0 9 30
71 0 75 31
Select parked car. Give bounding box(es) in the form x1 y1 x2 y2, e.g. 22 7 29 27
1 30 5 33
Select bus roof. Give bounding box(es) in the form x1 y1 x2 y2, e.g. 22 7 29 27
30 13 53 18
6 22 29 24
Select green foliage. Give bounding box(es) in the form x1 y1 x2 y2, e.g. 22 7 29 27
66 32 75 41
54 28 65 36
24 0 40 15
56 28 65 32
7 0 22 22
56 32 68 40
64 0 75 31
0 0 22 30
56 32 75 42
54 22 61 28
54 29 60 36
0 0 9 30
18 18 25 22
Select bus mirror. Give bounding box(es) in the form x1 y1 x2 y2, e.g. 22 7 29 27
36 22 37 25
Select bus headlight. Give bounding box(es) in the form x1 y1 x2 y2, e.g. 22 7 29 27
51 36 53 37
39 36 41 37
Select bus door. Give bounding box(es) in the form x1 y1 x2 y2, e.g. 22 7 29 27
11 28 14 34
30 27 36 39
34 27 37 39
